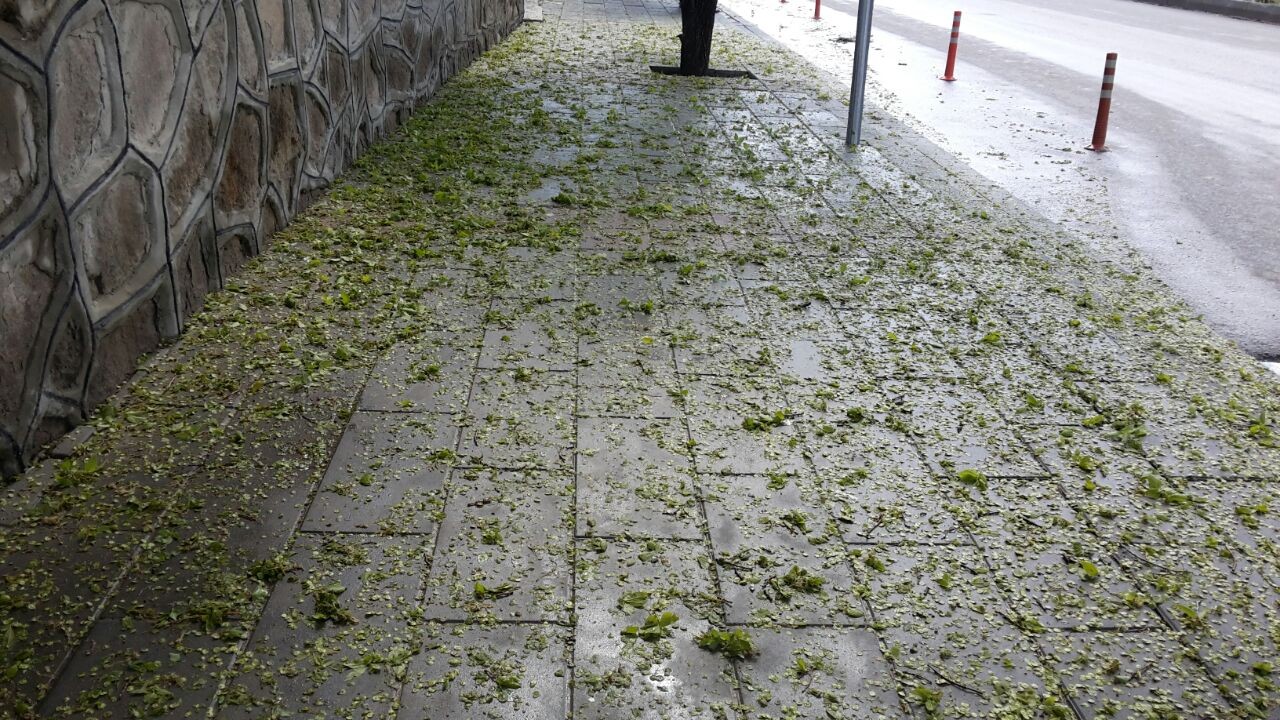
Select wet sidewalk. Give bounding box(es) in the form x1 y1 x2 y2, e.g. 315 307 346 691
3 1 1279 718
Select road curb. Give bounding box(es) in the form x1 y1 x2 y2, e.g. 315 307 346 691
1126 0 1280 25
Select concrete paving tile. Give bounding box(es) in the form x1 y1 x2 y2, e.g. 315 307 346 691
572 538 738 720
303 412 457 534
737 627 907 719
217 534 429 719
658 263 748 307
770 337 870 386
578 274 667 310
424 468 573 622
684 375 807 476
822 464 967 545
669 304 774 376
716 539 864 627
702 474 834 554
1088 382 1278 480
838 308 966 380
1044 629 1228 720
1016 426 1158 515
967 481 1158 631
740 280 844 340
479 299 579 371
400 622 571 719
862 544 1064 720
963 348 1094 428
577 361 685 419
359 333 481 413
895 380 1045 479
577 417 701 539
0 524 144 710
37 617 232 719
459 369 576 469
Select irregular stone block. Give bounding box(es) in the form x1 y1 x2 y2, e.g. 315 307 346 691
292 0 320 71
357 38 385 121
316 0 346 40
0 201 71 442
163 0 233 235
214 99 266 228
256 0 293 72
321 41 350 107
266 76 304 211
48 0 126 203
0 0 78 61
234 0 267 96
383 39 414 103
349 0 379 44
0 52 46 240
215 224 256 280
115 0 191 163
302 83 331 177
70 151 167 320
172 202 219 320
85 278 178 407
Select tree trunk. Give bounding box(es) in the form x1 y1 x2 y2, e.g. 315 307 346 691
678 0 717 76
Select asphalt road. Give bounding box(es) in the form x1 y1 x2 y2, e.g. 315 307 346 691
722 0 1280 357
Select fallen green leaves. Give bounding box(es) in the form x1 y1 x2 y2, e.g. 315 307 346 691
695 628 757 659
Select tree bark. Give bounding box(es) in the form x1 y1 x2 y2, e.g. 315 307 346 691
678 0 717 76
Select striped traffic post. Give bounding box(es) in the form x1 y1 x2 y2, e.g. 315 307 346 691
814 0 820 19
1088 53 1118 151
941 11 961 81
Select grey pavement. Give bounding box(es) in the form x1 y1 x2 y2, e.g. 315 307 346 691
724 0 1280 357
2 0 1279 718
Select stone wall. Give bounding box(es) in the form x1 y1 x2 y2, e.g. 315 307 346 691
0 0 523 476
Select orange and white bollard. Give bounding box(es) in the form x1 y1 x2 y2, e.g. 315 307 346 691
814 0 820 19
1088 53 1118 151
941 11 961 81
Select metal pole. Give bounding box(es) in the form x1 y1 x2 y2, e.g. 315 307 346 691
845 0 875 147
